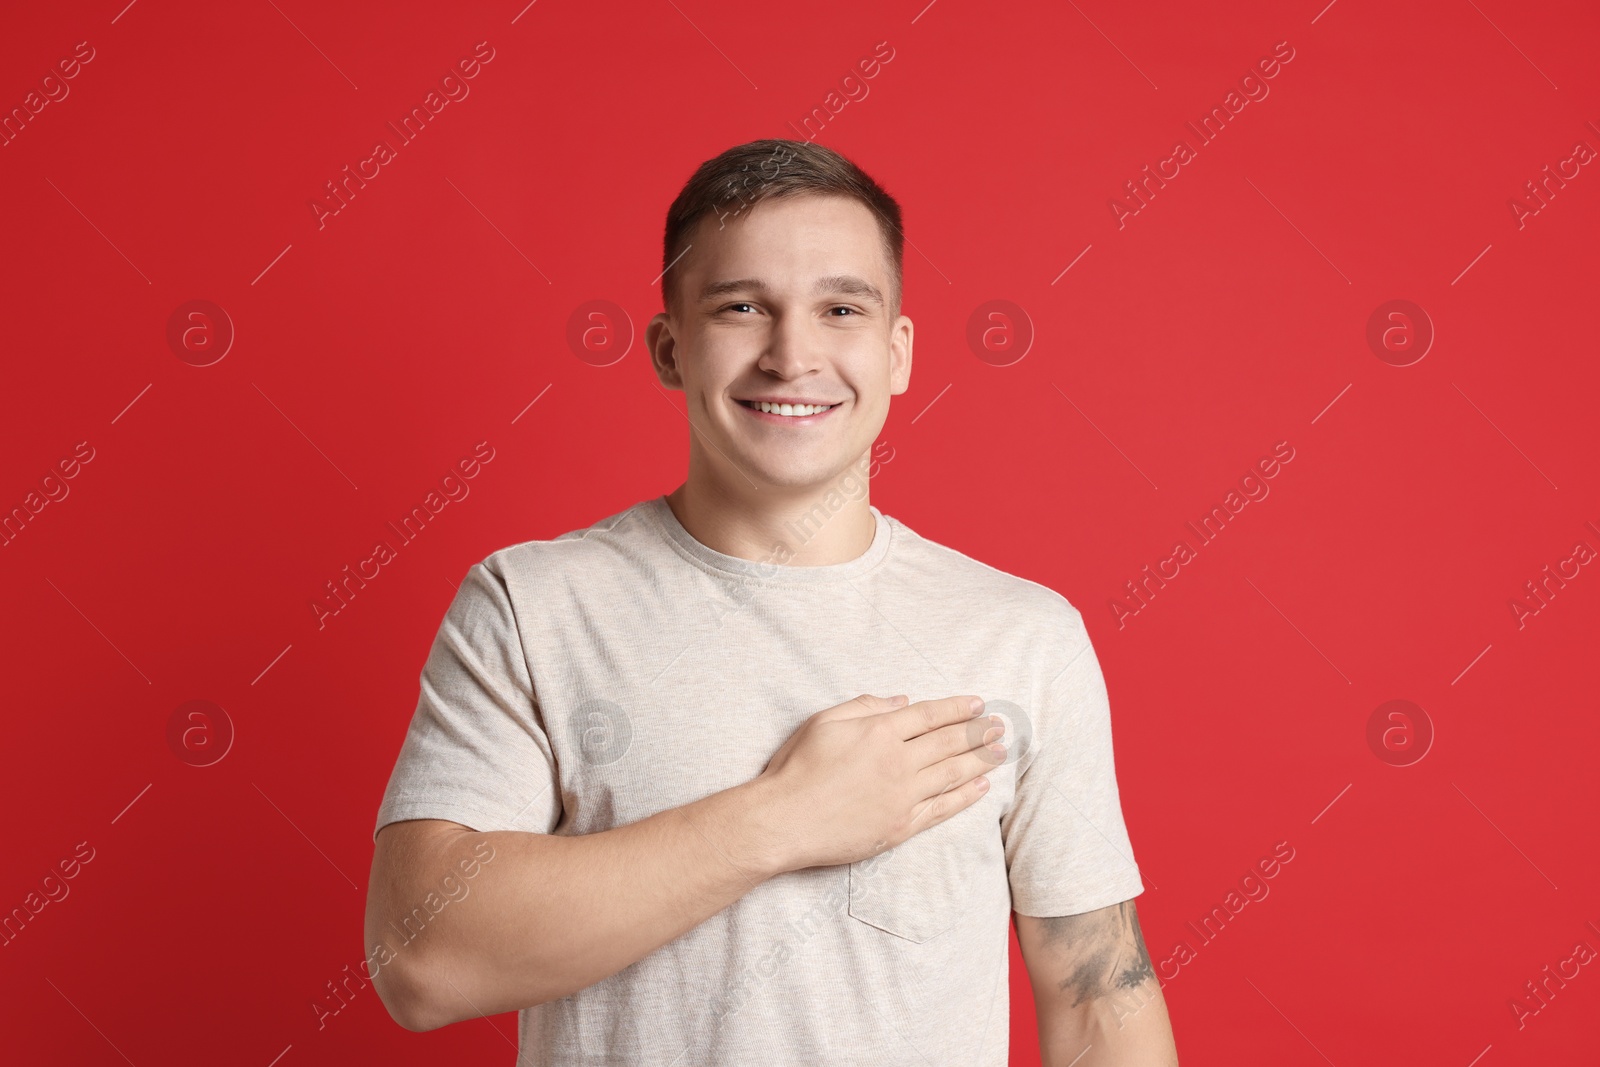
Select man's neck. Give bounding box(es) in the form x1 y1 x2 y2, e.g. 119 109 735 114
664 478 878 568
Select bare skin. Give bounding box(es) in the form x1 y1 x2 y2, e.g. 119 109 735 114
645 194 913 568
1015 901 1179 1065
366 692 1007 1030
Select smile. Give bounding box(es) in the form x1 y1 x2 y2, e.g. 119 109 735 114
736 399 842 421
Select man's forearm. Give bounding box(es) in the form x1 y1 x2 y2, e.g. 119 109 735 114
369 777 791 1030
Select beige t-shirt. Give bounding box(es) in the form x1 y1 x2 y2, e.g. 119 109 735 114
374 495 1144 1065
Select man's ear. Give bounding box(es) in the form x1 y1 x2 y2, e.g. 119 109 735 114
888 313 913 396
646 314 683 390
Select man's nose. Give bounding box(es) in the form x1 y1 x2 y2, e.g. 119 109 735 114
758 312 825 377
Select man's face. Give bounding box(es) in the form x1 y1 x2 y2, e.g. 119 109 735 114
647 194 912 494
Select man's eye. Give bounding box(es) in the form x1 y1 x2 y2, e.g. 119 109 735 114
829 306 858 316
723 302 756 314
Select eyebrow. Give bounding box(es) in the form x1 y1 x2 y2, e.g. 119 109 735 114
697 274 885 307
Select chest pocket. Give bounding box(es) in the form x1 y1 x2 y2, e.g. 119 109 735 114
846 799 994 944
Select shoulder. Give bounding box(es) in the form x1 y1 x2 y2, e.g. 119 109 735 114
467 500 660 595
885 514 1088 638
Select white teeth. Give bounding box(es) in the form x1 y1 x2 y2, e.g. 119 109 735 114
752 401 833 416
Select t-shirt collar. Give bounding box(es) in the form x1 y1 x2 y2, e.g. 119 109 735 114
643 494 893 585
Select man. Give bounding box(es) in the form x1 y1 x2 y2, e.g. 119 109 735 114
366 138 1179 1065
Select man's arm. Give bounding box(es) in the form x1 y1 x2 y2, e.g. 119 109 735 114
1014 900 1179 1066
366 692 998 1032
366 777 786 1032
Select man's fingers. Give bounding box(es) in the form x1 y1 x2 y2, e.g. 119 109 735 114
888 695 984 741
821 693 909 722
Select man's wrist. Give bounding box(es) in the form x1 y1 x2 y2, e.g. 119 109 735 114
703 775 797 881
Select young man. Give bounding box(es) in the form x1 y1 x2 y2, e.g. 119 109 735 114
366 139 1178 1065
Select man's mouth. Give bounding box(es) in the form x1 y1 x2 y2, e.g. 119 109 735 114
735 399 843 419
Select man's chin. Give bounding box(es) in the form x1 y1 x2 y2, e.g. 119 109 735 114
740 459 853 494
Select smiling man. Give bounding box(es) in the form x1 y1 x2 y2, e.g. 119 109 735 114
366 139 1178 1065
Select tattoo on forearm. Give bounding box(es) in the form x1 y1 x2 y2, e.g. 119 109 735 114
1039 901 1155 1006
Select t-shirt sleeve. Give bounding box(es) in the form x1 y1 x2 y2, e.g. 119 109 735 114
1001 602 1144 917
372 558 561 841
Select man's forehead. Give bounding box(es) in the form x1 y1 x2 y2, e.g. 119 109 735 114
674 195 892 312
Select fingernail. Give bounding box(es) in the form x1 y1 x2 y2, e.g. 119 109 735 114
968 697 985 716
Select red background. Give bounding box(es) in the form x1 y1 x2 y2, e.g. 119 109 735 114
3 0 1597 1063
